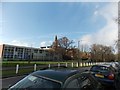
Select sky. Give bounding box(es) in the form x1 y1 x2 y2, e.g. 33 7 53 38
0 1 118 49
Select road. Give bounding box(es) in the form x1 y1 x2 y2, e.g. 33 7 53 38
1 75 26 89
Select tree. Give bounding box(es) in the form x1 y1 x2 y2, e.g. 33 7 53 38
58 37 74 49
114 16 120 61
52 36 75 60
90 44 115 62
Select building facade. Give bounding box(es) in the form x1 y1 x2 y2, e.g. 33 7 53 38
0 44 61 61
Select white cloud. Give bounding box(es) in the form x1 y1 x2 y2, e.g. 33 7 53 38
40 41 52 47
80 3 118 47
40 41 46 47
94 11 98 16
0 3 2 35
0 40 3 45
10 40 29 47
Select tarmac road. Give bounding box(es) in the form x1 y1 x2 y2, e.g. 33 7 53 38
1 75 26 89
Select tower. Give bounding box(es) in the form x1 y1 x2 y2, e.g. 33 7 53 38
52 35 58 49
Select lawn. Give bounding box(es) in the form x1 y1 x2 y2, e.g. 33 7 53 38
1 61 74 78
2 61 72 67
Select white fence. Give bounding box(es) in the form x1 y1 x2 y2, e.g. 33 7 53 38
15 62 105 73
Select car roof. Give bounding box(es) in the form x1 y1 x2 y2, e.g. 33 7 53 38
92 64 111 68
31 69 80 83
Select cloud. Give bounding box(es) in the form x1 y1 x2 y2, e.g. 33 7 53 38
94 11 98 15
0 40 3 45
0 5 2 35
80 3 118 47
40 41 52 47
10 40 29 47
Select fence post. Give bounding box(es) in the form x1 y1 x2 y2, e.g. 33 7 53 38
86 63 88 66
90 62 92 66
71 62 73 67
76 62 78 67
16 64 19 74
58 63 60 67
83 63 85 67
34 64 37 71
66 63 67 67
80 63 82 67
48 64 51 68
89 62 90 66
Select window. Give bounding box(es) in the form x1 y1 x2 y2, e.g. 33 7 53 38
39 50 43 53
9 75 61 89
78 75 101 90
91 66 110 73
34 49 38 53
66 79 80 89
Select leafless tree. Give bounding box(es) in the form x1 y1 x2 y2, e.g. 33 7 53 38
90 44 115 62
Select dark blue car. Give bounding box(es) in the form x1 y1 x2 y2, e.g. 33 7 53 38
90 64 116 86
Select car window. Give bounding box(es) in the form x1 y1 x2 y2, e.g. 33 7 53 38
8 75 61 90
78 73 102 90
90 66 110 73
79 77 93 90
65 79 80 89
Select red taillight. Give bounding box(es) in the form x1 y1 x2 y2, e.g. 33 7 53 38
108 73 114 80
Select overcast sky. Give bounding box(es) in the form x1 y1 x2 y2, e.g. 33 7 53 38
0 1 118 48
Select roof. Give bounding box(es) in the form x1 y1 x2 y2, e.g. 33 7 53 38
92 64 112 68
31 69 79 83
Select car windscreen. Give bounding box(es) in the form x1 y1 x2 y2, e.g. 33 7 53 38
8 75 61 90
90 66 110 73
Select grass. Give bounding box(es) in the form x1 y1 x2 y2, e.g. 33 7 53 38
1 60 87 78
2 68 34 78
2 61 72 67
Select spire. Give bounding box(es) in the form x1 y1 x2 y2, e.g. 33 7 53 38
55 35 57 42
55 35 58 48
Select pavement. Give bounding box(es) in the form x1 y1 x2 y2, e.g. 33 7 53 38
1 75 26 89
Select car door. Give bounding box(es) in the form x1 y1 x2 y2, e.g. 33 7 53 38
78 73 103 90
115 71 120 90
64 78 80 90
63 74 81 90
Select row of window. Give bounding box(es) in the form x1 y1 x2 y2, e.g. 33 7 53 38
4 48 46 54
3 54 32 59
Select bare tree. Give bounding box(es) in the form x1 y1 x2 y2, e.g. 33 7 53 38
52 36 75 60
57 37 74 49
90 44 115 62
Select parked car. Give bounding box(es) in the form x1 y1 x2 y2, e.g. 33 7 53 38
89 64 117 86
8 66 102 90
108 62 120 72
114 66 120 90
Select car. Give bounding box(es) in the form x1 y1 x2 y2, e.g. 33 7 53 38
114 72 120 90
89 64 117 86
114 66 120 90
108 62 120 72
8 66 102 90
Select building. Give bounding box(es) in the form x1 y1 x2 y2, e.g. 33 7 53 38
0 44 61 61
